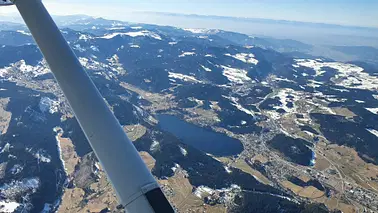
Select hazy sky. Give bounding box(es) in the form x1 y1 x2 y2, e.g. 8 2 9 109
1 0 377 28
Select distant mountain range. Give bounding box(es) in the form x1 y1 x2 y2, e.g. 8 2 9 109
142 11 378 30
1 14 377 66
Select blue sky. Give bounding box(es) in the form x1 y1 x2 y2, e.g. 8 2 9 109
1 0 377 27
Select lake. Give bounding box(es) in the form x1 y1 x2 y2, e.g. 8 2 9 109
157 114 243 156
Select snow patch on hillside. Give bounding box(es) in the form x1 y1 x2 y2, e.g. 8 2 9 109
106 26 126 30
18 61 34 72
226 53 258 65
266 111 281 120
100 30 162 40
193 184 241 205
0 60 50 78
10 164 23 175
16 30 31 36
179 146 188 156
295 59 378 90
0 201 20 213
179 52 195 57
183 28 219 34
171 163 181 172
272 76 296 83
201 65 212 72
0 143 11 153
367 129 378 138
0 66 9 77
230 100 255 116
79 34 93 41
271 89 301 114
0 177 42 212
168 72 202 83
90 45 99 52
221 66 251 84
325 95 347 103
150 140 160 152
41 203 53 213
194 186 214 198
295 59 363 76
80 57 117 74
0 178 40 198
73 44 86 52
39 97 60 114
210 101 221 111
188 97 204 105
32 149 52 163
224 166 232 173
307 79 324 88
366 108 378 115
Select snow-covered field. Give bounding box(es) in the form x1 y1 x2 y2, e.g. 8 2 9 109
295 59 363 76
294 59 378 91
272 89 301 113
194 185 214 198
193 184 241 205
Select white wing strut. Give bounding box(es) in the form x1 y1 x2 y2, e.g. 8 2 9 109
2 0 174 212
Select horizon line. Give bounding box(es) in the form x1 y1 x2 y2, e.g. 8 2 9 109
135 11 378 30
2 11 378 30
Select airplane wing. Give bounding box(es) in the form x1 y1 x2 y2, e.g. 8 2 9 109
1 0 174 212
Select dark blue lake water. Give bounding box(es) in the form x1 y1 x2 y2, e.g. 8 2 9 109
157 114 243 156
